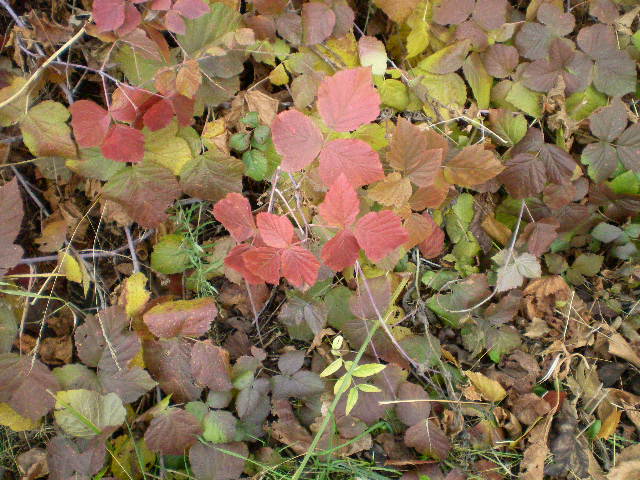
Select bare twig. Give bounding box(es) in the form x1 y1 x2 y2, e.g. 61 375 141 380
19 229 155 264
124 226 140 273
0 20 89 110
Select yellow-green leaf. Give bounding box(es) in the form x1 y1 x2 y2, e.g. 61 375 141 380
463 370 507 402
0 402 40 431
345 387 359 415
20 101 76 158
121 272 151 317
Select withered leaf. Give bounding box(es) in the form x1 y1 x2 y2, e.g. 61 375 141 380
144 408 202 455
404 419 451 460
144 338 202 402
191 340 233 391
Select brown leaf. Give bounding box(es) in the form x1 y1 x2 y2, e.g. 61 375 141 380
367 172 412 207
269 398 313 454
372 0 421 23
39 336 73 366
143 338 202 402
388 118 444 187
545 403 589 477
189 441 248 480
0 178 24 275
607 331 640 368
144 408 202 455
404 419 451 460
143 297 218 338
396 382 431 427
481 214 511 245
607 444 640 480
244 89 279 126
522 217 560 257
443 144 504 187
17 447 48 480
191 340 233 391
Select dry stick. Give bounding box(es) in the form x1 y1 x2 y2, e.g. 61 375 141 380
19 229 156 264
0 20 89 110
124 226 140 273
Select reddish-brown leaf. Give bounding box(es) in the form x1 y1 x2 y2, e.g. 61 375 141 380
254 0 287 15
354 211 408 262
444 144 504 187
302 2 336 45
143 297 218 338
388 119 443 187
317 67 380 132
189 442 248 480
417 212 445 259
116 3 142 36
321 230 360 271
165 10 186 34
271 110 323 172
144 338 202 402
404 419 451 459
318 138 383 188
101 125 145 163
256 212 294 248
109 86 153 123
523 218 560 257
0 354 59 420
432 0 473 25
499 153 547 199
69 100 111 148
0 178 24 275
144 408 202 455
396 382 431 427
93 0 126 32
212 193 256 243
191 340 233 391
319 174 360 228
224 244 265 285
281 246 320 289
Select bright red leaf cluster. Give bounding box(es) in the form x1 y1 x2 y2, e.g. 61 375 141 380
213 193 320 289
271 67 384 187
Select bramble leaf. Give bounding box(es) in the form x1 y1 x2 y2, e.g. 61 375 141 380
318 138 383 187
317 67 380 132
144 408 202 455
20 101 76 158
354 211 408 262
443 144 504 187
302 2 336 45
69 100 111 148
271 110 323 172
0 178 24 275
256 213 294 248
101 125 145 163
213 193 256 243
319 174 360 228
143 297 218 338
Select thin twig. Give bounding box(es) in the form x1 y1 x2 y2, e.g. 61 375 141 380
124 226 140 273
19 229 155 264
0 20 89 110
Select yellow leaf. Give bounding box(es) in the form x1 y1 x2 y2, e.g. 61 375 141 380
463 371 507 402
269 63 290 86
58 251 82 284
367 172 412 207
121 272 150 317
0 402 39 431
481 215 511 245
597 407 621 439
175 60 202 98
373 0 421 23
111 435 155 480
144 124 193 175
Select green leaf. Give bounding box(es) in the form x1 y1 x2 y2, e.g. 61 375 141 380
230 133 251 152
591 223 623 243
0 300 17 354
242 149 269 181
379 79 409 110
345 387 359 415
320 358 343 377
202 410 237 444
20 101 76 158
177 2 241 55
566 86 607 122
572 253 603 277
54 389 126 438
505 81 542 118
352 363 386 378
151 234 192 274
358 384 381 393
417 41 470 75
463 53 491 110
490 109 527 146
66 148 126 181
179 152 244 202
333 374 351 395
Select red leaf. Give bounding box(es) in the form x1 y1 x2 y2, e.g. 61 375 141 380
317 67 380 132
225 244 264 284
93 0 126 32
110 86 153 123
170 94 195 126
165 10 186 34
101 125 145 163
417 212 445 259
321 229 360 271
302 2 336 45
212 193 256 242
150 0 172 9
319 174 359 228
271 110 323 172
318 138 383 188
116 3 142 36
256 212 294 248
354 211 408 262
242 247 281 284
142 98 174 131
281 246 320 289
69 100 111 148
172 0 210 19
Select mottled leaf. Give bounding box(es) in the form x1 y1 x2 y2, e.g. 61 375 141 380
143 297 218 338
144 338 202 402
404 420 451 460
191 340 233 391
